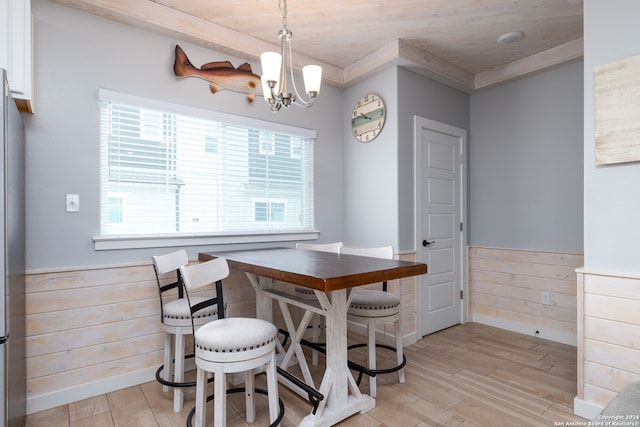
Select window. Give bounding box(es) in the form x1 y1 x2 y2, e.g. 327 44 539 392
254 200 286 222
98 90 315 241
107 197 123 223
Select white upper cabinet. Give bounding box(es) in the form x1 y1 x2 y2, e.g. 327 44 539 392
1 0 33 113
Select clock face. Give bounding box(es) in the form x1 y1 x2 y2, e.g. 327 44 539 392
351 93 386 142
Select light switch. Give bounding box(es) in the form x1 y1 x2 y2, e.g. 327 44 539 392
66 194 80 212
541 292 551 305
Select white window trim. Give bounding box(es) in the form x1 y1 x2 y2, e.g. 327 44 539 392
93 230 320 251
94 89 318 251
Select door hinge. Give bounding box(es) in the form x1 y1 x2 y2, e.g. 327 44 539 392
460 222 464 232
460 290 464 299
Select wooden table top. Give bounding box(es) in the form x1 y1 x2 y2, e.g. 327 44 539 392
199 248 428 292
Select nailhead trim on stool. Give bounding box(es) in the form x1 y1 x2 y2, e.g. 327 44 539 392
163 296 220 325
195 317 278 355
348 289 400 318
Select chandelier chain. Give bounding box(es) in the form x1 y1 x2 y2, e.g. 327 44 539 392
279 0 288 29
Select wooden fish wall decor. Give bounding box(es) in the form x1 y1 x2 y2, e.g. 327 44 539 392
173 45 262 103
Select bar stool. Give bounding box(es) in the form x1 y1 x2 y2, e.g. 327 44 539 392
341 245 406 398
152 250 224 412
294 242 342 365
181 257 283 427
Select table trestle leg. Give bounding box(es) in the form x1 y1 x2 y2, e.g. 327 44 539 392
278 300 317 389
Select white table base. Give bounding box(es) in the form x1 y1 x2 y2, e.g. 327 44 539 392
246 273 375 426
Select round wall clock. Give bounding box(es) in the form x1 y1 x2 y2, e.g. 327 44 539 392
351 93 386 142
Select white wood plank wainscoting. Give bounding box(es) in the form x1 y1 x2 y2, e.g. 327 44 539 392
575 269 640 419
24 261 257 414
469 246 584 346
24 252 420 415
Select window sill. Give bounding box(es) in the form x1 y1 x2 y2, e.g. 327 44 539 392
93 231 320 251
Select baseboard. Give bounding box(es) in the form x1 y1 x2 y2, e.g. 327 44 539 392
472 314 577 346
26 366 158 415
574 396 603 420
27 324 415 415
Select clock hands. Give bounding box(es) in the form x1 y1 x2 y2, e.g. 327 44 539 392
360 112 371 120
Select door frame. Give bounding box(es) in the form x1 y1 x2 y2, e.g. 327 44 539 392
414 116 468 338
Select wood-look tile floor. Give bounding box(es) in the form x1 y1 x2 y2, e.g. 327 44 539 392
25 323 588 427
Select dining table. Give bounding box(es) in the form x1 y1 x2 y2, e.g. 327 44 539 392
198 247 427 427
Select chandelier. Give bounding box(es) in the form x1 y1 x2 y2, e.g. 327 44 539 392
260 0 322 112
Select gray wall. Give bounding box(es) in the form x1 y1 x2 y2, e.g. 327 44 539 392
342 67 470 251
469 61 584 252
584 0 640 272
397 68 470 251
24 0 588 271
342 67 400 249
24 0 344 269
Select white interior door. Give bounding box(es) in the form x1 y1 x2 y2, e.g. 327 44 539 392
415 117 467 337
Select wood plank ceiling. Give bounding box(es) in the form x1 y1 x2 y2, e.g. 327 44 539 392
51 0 583 92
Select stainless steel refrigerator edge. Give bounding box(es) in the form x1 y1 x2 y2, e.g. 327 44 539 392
0 68 26 426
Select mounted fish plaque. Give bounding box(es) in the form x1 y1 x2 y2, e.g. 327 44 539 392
173 45 262 103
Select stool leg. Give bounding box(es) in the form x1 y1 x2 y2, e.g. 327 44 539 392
194 367 207 427
214 369 227 427
368 317 377 398
173 331 185 412
162 332 172 392
244 370 255 423
311 313 319 366
266 351 279 424
395 318 405 383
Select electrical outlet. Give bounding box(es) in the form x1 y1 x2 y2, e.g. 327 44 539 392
66 194 80 212
541 292 551 305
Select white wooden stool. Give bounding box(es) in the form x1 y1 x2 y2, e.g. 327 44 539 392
180 258 282 427
342 245 406 398
152 250 224 412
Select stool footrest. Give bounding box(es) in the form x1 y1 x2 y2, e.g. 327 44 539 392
186 388 285 427
277 367 324 414
155 354 197 388
347 342 407 385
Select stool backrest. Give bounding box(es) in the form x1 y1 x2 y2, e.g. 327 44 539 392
153 249 189 275
340 245 394 260
179 258 229 325
296 241 343 253
340 245 394 290
152 250 190 321
180 257 230 291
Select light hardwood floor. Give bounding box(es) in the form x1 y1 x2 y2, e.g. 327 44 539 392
25 323 588 427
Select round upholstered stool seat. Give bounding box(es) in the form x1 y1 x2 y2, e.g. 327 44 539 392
195 317 278 363
348 289 400 318
162 297 223 329
192 317 282 427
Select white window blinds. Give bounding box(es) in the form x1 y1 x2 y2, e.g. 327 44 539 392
99 89 315 237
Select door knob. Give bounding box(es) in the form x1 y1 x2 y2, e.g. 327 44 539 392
422 240 435 247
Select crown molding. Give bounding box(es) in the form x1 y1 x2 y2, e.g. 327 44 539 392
52 0 583 92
